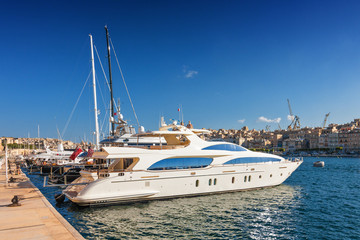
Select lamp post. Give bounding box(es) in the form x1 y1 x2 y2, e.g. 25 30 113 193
5 139 8 187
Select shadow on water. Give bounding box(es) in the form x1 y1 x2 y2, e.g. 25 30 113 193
23 157 360 240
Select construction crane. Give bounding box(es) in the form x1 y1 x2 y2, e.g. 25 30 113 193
293 116 301 130
287 99 301 130
322 112 330 128
287 99 294 130
287 99 293 118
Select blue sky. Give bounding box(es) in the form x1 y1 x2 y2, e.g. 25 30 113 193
1 0 360 143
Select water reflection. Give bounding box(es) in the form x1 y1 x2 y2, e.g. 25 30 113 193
69 185 300 239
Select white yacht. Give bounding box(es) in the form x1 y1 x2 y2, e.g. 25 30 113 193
63 124 302 206
27 144 73 164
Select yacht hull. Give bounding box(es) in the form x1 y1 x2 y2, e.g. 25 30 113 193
64 160 302 206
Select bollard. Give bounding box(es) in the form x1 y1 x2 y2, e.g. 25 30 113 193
9 195 21 206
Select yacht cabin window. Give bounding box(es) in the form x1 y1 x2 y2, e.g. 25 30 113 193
202 144 247 151
148 157 213 170
223 157 281 165
96 158 139 172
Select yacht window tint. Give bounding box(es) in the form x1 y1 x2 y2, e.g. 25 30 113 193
209 179 212 186
214 178 217 185
202 144 247 151
223 157 281 165
148 157 213 170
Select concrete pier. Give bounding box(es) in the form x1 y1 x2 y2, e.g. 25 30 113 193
0 158 85 240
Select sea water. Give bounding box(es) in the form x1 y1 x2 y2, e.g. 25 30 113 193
26 157 360 239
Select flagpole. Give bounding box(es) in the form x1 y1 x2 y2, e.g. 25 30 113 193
181 104 184 123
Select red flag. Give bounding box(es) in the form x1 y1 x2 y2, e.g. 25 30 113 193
178 108 180 112
70 147 82 160
87 147 94 157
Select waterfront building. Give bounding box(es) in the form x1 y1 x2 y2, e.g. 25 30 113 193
282 138 306 152
345 128 360 151
327 132 339 149
4 118 360 154
339 131 349 150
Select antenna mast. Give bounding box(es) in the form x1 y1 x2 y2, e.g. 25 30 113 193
105 26 115 136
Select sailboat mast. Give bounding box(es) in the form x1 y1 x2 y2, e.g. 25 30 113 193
90 34 100 149
105 26 115 136
38 124 40 150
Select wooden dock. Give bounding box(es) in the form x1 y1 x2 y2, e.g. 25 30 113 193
0 158 85 240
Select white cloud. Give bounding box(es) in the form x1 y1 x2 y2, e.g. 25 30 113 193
237 119 246 124
258 116 281 123
287 115 295 121
185 70 198 78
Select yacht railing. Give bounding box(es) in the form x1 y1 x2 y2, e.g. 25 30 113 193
286 157 303 162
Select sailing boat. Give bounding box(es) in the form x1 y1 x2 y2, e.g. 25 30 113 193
98 26 163 147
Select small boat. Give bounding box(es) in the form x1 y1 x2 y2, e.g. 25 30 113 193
313 161 325 167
